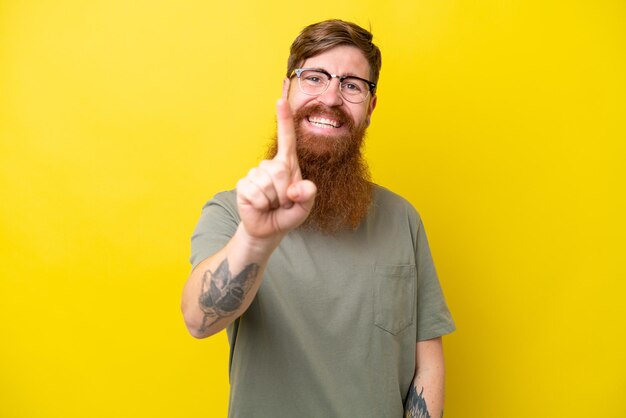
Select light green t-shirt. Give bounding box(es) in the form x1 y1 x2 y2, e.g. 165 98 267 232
190 186 455 418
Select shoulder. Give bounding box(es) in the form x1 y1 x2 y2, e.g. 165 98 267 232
190 190 238 268
371 184 422 225
194 189 240 235
203 189 237 208
200 189 239 220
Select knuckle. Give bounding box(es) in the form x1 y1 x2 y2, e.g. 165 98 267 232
236 181 253 200
259 160 272 169
273 167 288 181
244 187 266 207
247 167 258 178
261 160 289 181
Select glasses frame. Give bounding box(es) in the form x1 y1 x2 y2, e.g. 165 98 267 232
290 68 377 104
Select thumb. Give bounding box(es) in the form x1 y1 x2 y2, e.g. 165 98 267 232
287 180 317 212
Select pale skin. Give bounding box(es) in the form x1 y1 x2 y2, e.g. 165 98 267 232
406 337 446 418
180 45 446 416
180 98 315 338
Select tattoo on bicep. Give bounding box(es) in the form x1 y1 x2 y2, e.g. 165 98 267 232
197 259 259 332
404 385 431 418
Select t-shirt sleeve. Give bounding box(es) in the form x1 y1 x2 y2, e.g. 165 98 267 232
189 190 240 270
415 218 456 341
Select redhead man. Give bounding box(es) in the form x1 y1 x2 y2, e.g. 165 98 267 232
182 19 454 418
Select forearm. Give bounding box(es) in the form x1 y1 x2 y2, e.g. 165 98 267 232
404 338 445 418
405 369 444 418
182 99 315 338
181 223 283 338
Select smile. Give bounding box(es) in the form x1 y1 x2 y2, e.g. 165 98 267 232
307 116 342 129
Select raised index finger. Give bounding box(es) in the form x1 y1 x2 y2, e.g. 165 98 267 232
275 99 297 162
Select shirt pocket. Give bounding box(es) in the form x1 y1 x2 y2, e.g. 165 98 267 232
373 264 416 335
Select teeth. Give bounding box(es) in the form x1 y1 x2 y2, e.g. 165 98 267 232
308 116 340 128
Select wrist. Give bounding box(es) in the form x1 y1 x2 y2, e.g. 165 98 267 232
236 223 284 255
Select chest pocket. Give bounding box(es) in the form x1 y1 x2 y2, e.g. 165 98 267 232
374 264 416 335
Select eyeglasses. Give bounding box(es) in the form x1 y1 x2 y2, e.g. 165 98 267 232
290 68 376 104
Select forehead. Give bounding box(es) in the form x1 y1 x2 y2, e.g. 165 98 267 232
301 45 371 78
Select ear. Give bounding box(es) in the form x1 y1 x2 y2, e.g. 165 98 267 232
366 95 377 127
282 77 291 99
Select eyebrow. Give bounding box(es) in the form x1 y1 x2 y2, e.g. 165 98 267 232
311 67 365 79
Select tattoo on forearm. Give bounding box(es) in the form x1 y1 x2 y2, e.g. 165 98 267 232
197 259 259 332
404 386 431 418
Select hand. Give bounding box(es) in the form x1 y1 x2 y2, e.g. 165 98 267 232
236 99 317 239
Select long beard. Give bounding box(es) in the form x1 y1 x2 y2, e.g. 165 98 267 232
266 104 373 234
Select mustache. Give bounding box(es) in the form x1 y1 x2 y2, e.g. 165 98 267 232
293 103 355 129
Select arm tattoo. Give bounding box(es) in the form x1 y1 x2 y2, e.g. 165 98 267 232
197 259 259 332
404 386 431 418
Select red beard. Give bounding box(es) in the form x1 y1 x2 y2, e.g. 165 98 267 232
292 103 360 163
266 103 373 234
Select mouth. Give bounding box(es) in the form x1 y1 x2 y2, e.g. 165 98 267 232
307 115 343 129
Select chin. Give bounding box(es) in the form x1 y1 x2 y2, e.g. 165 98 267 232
297 136 338 158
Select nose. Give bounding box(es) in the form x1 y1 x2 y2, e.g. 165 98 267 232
317 79 343 107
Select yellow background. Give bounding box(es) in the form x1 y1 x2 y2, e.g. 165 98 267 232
1 0 624 417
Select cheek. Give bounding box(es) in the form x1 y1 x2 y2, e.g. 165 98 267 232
287 89 307 109
350 109 368 127
288 96 319 116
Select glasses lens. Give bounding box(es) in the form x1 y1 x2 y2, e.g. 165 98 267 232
340 77 369 103
299 70 330 96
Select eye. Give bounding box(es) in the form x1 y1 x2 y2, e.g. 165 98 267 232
343 82 361 91
301 70 327 85
342 79 365 93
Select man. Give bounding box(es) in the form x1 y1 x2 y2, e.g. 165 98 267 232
181 20 455 418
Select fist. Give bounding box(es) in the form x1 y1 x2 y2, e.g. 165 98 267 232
236 99 316 239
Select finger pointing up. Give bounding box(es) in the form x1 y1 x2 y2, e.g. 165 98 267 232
275 99 298 164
